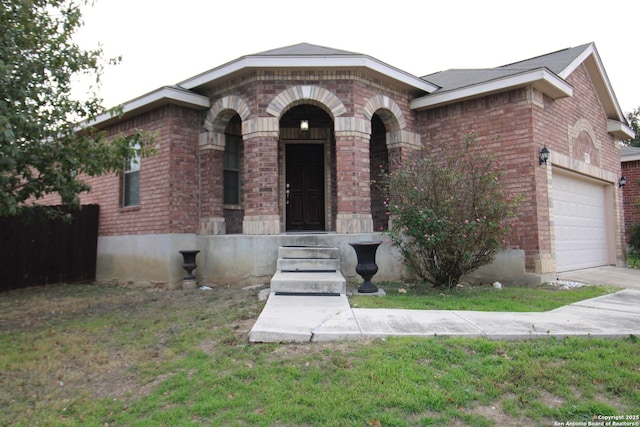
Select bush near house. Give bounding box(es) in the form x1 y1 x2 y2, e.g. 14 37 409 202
383 134 518 289
627 223 640 267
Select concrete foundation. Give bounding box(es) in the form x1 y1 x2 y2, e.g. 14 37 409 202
96 232 538 287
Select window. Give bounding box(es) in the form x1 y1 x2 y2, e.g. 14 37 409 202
123 145 140 207
224 135 241 205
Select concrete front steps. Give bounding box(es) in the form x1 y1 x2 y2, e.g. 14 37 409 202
249 245 354 342
270 246 346 295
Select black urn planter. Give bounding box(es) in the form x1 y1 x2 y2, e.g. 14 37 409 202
349 240 382 294
179 250 200 280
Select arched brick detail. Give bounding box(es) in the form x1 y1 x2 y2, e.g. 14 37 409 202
266 85 347 118
567 119 602 157
203 95 251 132
199 96 250 236
362 94 406 131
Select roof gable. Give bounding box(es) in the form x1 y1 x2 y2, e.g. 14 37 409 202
420 43 595 94
179 42 437 94
498 43 593 76
85 42 631 140
413 43 631 138
252 42 359 57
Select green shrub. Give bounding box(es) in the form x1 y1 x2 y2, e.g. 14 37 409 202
382 133 518 289
628 223 640 267
629 223 640 254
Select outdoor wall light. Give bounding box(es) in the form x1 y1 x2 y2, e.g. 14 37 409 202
539 146 550 165
300 120 309 131
619 176 627 188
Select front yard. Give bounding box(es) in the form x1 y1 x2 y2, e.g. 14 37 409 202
1 283 638 426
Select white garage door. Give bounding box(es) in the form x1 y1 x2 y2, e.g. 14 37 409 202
553 172 609 272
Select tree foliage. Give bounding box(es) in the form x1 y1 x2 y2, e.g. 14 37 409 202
625 107 640 147
382 134 518 289
0 0 152 217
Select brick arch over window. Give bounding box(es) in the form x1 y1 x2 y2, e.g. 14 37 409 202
203 95 251 132
362 94 406 132
266 85 347 118
199 96 250 236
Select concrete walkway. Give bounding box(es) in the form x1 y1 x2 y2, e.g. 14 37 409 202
249 267 640 343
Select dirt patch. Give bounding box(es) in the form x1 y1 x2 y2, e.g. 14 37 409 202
0 283 259 408
459 401 524 426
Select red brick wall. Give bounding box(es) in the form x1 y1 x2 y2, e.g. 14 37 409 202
39 104 202 236
208 71 416 225
623 160 640 237
38 64 622 264
542 64 624 256
416 63 623 271
543 65 620 172
166 106 201 233
418 88 537 258
243 135 279 216
335 134 371 215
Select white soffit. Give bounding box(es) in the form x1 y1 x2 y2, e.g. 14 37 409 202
179 55 438 94
410 69 573 110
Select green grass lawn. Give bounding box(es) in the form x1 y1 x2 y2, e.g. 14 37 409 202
349 282 617 311
1 283 637 426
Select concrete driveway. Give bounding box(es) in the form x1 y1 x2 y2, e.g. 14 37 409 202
557 266 640 289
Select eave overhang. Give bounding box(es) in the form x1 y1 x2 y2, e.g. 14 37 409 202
179 54 438 94
410 68 573 110
608 120 635 140
88 86 210 129
622 153 640 162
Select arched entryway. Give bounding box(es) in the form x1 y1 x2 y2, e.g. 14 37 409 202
279 104 335 232
370 113 389 231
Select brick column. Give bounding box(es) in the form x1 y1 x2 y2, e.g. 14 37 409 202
335 117 373 233
382 130 422 232
386 130 422 170
198 131 226 235
242 117 280 235
534 157 555 274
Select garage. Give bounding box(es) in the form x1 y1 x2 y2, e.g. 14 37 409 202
552 171 611 272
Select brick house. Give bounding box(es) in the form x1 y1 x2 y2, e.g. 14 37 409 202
56 42 632 286
621 146 640 241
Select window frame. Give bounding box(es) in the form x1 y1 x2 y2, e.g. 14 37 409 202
223 134 241 206
122 145 141 207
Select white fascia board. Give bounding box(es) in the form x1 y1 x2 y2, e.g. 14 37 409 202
179 55 438 93
558 43 595 79
89 87 210 128
608 119 635 140
561 44 626 122
410 69 573 110
622 152 640 162
588 51 626 121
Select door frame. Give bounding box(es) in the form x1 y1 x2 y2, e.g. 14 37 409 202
282 139 330 232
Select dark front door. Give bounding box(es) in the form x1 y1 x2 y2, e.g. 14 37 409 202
286 144 325 231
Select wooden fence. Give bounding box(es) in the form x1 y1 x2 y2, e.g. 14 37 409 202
0 205 99 291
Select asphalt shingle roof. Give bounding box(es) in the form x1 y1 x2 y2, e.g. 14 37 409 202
422 43 593 92
621 145 640 158
252 43 360 57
